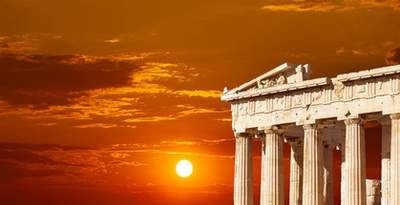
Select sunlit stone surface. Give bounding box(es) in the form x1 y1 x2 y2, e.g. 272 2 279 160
234 133 253 205
288 138 303 205
222 63 400 205
260 128 284 205
366 179 381 205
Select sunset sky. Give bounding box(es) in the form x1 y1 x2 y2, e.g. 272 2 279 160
1 0 400 204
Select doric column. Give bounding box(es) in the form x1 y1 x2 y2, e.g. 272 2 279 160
289 138 303 205
302 124 323 205
260 128 284 205
390 114 400 205
323 143 334 205
234 133 253 205
344 118 366 205
381 117 391 205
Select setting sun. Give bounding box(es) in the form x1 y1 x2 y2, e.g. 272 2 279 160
176 159 193 178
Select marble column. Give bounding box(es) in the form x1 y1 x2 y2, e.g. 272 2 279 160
390 114 400 205
302 124 323 205
260 128 284 205
323 143 334 205
381 117 391 205
344 118 366 205
234 133 253 205
289 138 303 205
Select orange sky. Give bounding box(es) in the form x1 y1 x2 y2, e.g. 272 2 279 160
1 0 400 204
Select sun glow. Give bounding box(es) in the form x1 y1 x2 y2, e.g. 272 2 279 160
176 159 193 178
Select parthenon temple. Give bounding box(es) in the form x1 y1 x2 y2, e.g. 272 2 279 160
221 63 400 205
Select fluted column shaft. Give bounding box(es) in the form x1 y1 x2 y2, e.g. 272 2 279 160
289 139 303 205
234 133 253 205
381 117 391 205
260 129 284 205
344 118 366 205
302 124 323 205
323 144 333 205
390 114 400 205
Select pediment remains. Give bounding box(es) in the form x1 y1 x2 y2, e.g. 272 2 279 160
224 63 311 95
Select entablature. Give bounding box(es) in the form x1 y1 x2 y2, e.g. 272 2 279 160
222 63 400 133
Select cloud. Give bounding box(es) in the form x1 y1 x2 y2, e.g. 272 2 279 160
0 139 233 186
174 90 221 98
0 53 142 108
124 116 176 123
73 123 137 129
36 122 58 126
104 39 120 43
262 1 341 12
122 105 228 123
335 47 379 57
0 45 225 127
0 142 148 182
215 118 232 122
386 47 400 65
159 138 233 147
73 123 119 129
176 105 228 117
0 35 38 54
0 144 89 168
0 53 225 126
261 0 400 12
0 142 92 151
0 161 66 181
108 138 234 158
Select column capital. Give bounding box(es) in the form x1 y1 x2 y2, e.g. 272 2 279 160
234 132 251 138
344 117 363 125
390 113 400 120
303 123 318 130
259 125 285 135
379 115 391 126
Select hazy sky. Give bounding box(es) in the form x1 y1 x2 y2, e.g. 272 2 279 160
1 0 400 204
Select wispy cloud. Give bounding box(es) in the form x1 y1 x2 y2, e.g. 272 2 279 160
104 38 120 43
0 140 232 184
0 35 38 54
123 116 176 123
119 149 234 159
176 104 228 116
214 118 232 122
122 105 228 123
73 123 136 129
175 90 221 98
0 51 225 126
261 0 400 12
0 142 150 182
335 47 379 57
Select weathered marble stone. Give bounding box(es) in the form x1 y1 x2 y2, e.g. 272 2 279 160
260 128 284 205
344 118 366 205
289 138 303 205
366 179 381 205
222 63 400 205
234 133 253 205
